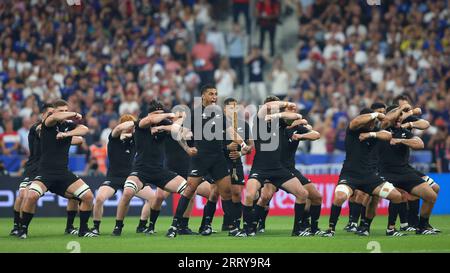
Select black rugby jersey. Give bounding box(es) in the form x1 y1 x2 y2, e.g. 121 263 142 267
106 133 135 177
190 105 226 156
378 127 414 173
133 119 170 169
23 122 41 174
251 115 287 170
281 125 310 169
39 120 76 172
340 126 381 178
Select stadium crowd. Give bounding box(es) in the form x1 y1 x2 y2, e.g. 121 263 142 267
0 0 449 174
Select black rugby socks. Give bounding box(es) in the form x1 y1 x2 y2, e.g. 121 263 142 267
329 204 341 231
408 200 420 227
79 210 91 232
349 202 362 224
200 200 217 228
93 220 101 230
172 195 191 227
66 210 77 229
398 201 408 225
388 202 399 228
293 203 306 232
21 212 34 232
149 209 160 228
242 205 253 232
309 204 321 232
13 210 21 227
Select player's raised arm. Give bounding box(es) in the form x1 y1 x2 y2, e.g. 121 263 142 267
57 124 89 139
292 129 321 141
139 112 176 128
265 111 302 122
257 100 297 119
401 109 430 130
359 130 392 142
390 136 424 150
45 112 82 127
349 112 385 130
381 103 411 129
112 121 135 138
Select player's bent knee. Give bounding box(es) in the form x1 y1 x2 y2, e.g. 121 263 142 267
311 195 322 205
334 185 350 203
334 192 348 205
74 184 91 200
81 191 94 203
124 180 139 194
387 190 402 203
28 183 44 198
176 180 188 194
378 182 395 199
432 183 440 194
425 192 437 204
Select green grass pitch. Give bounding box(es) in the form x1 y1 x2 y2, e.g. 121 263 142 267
1 216 449 253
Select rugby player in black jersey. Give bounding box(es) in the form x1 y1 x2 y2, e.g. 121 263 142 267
146 135 212 235
377 105 438 235
242 95 310 236
322 107 404 237
393 95 440 232
220 98 253 232
10 104 82 236
344 102 386 233
167 84 248 238
252 112 323 236
17 100 97 238
111 101 190 236
91 114 155 235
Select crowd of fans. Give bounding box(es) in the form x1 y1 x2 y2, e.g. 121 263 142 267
0 0 449 174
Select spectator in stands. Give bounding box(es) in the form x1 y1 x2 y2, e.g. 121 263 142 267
428 120 449 173
0 119 20 155
232 0 251 35
214 57 236 102
269 56 290 100
245 45 269 104
89 141 107 175
333 117 347 153
18 115 37 155
84 156 103 177
207 23 227 57
100 119 117 146
256 0 281 57
227 23 246 87
192 31 216 87
194 0 212 35
119 91 140 116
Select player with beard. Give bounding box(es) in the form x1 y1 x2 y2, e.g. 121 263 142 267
92 114 155 235
17 99 97 238
377 105 438 235
10 104 83 236
111 101 188 236
322 108 404 237
167 84 248 238
393 95 440 232
242 95 310 236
